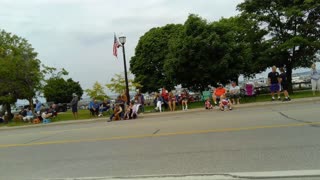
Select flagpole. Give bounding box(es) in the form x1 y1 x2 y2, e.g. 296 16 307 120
122 45 130 105
118 35 130 105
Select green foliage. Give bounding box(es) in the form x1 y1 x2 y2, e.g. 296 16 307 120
106 72 142 94
238 0 320 92
131 1 319 92
0 29 42 114
131 14 267 91
164 14 266 90
85 81 109 101
130 24 183 93
164 15 217 90
43 77 83 103
41 65 69 78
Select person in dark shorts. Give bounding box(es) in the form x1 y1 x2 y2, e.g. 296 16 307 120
279 67 291 101
70 93 79 119
268 66 281 101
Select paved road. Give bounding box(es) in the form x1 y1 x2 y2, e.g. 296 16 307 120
1 100 320 180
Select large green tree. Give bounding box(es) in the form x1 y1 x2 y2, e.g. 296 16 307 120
43 76 83 103
164 15 217 90
238 0 320 92
209 15 269 81
0 30 42 116
164 14 266 90
130 24 183 93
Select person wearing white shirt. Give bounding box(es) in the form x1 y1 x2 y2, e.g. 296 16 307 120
229 82 240 105
311 63 320 96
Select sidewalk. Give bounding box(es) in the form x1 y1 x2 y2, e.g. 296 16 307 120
1 96 320 130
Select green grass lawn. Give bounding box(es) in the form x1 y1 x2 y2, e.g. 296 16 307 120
0 109 112 127
1 90 319 127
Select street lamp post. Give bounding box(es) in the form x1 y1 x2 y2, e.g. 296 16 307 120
118 35 130 105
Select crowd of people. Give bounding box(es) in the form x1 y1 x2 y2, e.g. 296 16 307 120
1 64 319 124
85 90 145 122
153 87 191 112
0 101 58 124
205 83 237 111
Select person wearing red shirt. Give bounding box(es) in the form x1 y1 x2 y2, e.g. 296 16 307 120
212 84 226 105
161 87 169 110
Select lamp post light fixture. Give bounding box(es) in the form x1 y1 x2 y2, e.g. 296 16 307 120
118 35 130 105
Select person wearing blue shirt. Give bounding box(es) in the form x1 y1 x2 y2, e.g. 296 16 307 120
35 100 42 115
89 99 99 116
23 108 34 123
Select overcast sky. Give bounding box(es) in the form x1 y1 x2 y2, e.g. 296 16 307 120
1 0 245 92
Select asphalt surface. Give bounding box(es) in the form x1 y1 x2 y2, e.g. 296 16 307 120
1 100 320 180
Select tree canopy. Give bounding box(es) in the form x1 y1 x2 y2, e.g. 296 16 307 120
130 24 183 92
238 0 320 92
131 0 320 92
0 29 42 115
43 69 83 103
85 81 109 101
131 14 267 91
106 72 141 95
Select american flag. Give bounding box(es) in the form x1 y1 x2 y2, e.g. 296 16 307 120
113 33 121 58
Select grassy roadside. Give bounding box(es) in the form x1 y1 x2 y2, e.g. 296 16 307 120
1 90 320 127
145 90 320 111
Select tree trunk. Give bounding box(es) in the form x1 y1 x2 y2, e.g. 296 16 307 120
28 97 34 112
286 60 293 94
0 104 5 115
5 103 13 119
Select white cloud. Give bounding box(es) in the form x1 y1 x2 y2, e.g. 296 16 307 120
0 0 244 91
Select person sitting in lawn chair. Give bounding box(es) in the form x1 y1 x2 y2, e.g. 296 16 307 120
229 81 241 105
180 90 189 111
154 93 164 112
131 103 141 119
43 104 58 122
89 99 99 117
213 84 226 105
135 90 145 113
219 94 232 111
205 98 213 110
168 92 177 111
23 108 34 123
98 99 111 117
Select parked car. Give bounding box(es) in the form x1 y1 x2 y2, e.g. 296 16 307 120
23 102 68 113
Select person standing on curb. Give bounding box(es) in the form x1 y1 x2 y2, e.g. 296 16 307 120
268 66 281 101
311 63 320 96
279 67 291 101
70 93 79 119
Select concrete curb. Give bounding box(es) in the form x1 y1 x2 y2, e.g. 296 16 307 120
39 170 320 179
1 96 320 131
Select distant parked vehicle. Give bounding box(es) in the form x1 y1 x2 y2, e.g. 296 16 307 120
45 102 68 112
